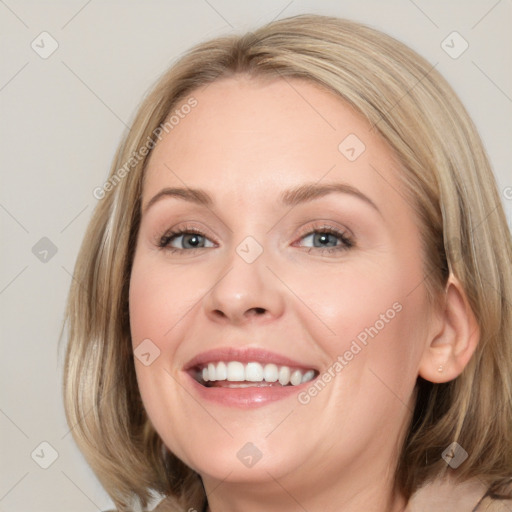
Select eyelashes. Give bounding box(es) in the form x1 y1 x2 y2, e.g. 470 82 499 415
157 222 354 256
296 227 353 254
158 226 214 251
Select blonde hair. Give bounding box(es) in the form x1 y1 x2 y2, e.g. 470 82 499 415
61 14 512 511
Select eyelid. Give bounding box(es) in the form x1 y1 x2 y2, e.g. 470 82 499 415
157 223 218 249
156 220 354 256
294 221 353 240
292 222 354 251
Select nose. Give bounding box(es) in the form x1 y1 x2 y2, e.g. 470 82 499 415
202 245 286 326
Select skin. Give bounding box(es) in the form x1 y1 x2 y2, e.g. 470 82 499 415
129 75 479 512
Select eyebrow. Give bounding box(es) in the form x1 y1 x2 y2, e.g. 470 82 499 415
143 187 213 214
142 182 381 215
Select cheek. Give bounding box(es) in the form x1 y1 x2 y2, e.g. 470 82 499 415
297 263 428 440
128 257 191 449
129 255 198 345
290 252 429 384
129 257 181 402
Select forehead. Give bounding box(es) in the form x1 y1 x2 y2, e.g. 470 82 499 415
142 75 405 214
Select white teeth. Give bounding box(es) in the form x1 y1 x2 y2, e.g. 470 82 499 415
216 361 227 380
290 370 303 386
198 361 316 387
226 361 245 381
263 363 278 382
245 362 264 382
301 370 315 383
278 366 291 385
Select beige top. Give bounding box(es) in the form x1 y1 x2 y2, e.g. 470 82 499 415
406 477 512 512
147 477 512 512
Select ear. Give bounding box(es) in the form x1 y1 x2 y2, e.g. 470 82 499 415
418 274 480 383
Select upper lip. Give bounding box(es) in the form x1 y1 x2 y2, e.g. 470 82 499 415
184 347 318 371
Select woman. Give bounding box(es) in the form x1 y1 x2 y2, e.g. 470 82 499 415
62 14 512 512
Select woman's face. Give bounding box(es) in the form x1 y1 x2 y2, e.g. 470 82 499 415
129 75 437 492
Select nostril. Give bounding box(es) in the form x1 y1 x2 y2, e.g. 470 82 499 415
211 307 267 321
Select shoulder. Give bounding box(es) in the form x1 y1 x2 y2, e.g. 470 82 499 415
475 498 512 511
406 476 511 512
474 479 512 512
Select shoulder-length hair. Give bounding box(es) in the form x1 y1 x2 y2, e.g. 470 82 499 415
61 13 512 511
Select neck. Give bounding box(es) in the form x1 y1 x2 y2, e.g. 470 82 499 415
201 462 408 512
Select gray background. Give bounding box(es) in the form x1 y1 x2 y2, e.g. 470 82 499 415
1 1 511 511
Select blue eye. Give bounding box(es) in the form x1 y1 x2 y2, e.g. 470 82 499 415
159 228 215 251
158 225 354 255
297 228 353 252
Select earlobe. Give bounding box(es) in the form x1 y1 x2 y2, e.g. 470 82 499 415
418 275 480 383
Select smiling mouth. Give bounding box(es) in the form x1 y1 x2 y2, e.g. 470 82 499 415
191 361 319 388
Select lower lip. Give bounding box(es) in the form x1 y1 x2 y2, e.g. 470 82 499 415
184 372 315 408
